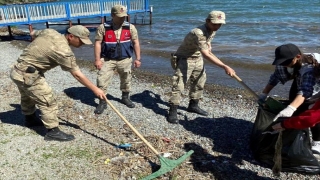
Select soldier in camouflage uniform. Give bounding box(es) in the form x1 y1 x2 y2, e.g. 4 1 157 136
93 5 141 114
167 11 236 124
10 25 107 141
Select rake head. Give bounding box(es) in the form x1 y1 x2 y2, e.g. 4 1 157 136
142 150 194 180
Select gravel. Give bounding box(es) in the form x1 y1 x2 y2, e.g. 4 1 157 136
1 41 319 180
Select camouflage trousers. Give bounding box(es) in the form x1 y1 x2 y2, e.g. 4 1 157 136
169 57 206 105
10 66 59 129
97 58 132 93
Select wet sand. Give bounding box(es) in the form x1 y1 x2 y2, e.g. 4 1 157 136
72 44 292 98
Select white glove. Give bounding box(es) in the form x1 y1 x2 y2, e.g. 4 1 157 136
273 105 296 121
258 93 268 103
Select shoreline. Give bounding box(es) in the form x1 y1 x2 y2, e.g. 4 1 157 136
7 38 259 101
75 56 258 101
0 27 293 98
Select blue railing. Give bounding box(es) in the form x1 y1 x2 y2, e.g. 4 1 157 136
0 0 150 26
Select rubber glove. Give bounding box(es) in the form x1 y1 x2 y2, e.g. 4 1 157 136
258 93 268 104
273 105 296 121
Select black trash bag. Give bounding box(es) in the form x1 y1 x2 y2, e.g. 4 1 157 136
250 107 320 174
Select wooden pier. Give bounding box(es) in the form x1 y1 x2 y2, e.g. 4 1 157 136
0 0 152 39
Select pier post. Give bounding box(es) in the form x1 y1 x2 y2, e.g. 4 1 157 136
77 19 80 25
149 5 153 24
69 20 72 27
46 22 49 28
8 25 13 40
28 24 33 41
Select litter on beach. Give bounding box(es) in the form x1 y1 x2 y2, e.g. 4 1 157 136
116 143 132 149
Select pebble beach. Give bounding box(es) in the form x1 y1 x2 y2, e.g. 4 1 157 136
1 40 320 180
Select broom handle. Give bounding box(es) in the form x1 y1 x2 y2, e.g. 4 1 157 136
104 98 160 155
232 74 259 100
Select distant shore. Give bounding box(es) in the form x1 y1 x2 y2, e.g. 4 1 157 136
0 0 55 5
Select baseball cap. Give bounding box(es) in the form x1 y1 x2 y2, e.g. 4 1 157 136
67 25 92 45
111 5 128 17
207 11 226 24
272 44 300 65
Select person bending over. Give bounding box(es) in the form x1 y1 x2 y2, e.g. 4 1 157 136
10 25 106 141
258 44 320 153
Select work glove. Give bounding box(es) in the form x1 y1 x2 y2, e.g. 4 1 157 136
258 93 268 104
273 105 296 121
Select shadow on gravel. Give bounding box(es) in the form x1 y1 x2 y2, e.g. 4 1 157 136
59 117 119 147
180 117 275 180
0 104 47 136
0 35 31 42
58 117 152 160
0 104 24 125
131 90 170 117
64 87 97 107
64 87 126 107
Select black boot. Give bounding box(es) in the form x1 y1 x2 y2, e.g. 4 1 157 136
94 99 107 114
25 112 44 127
44 127 75 141
121 92 135 108
167 104 179 124
187 99 208 116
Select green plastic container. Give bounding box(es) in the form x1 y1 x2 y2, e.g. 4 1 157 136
263 97 286 114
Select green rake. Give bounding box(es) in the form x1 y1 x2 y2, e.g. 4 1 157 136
104 98 194 179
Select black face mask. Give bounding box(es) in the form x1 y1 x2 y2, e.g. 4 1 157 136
286 60 301 78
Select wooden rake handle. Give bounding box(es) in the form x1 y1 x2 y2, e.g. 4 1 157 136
232 74 259 100
104 97 160 156
208 51 258 99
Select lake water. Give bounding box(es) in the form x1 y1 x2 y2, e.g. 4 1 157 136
17 0 320 98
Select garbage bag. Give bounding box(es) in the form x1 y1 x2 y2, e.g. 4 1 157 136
250 107 320 174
